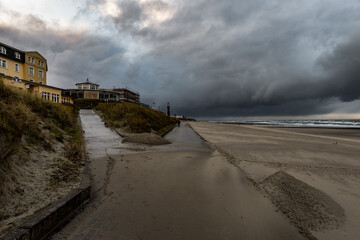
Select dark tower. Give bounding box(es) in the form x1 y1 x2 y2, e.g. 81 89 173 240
167 102 170 116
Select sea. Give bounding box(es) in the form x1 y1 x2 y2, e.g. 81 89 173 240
212 119 360 129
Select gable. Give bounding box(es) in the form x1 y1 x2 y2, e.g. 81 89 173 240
26 51 47 62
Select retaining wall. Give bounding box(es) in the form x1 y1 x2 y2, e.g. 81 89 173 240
0 178 90 240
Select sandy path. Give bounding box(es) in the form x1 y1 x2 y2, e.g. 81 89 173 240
52 114 305 240
189 122 360 240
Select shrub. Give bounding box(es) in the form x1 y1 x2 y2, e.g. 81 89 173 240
96 102 176 134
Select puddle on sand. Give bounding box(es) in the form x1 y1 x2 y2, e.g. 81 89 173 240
106 121 211 155
161 121 210 151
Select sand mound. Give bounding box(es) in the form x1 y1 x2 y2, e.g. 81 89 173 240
122 133 171 145
261 171 345 232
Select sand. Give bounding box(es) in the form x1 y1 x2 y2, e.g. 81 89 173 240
121 132 171 145
262 171 345 238
189 122 360 240
0 139 82 237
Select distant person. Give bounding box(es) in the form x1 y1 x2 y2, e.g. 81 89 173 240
177 120 180 127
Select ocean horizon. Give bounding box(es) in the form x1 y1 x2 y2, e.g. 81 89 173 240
210 119 360 128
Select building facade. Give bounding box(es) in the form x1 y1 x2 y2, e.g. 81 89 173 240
0 42 73 104
0 42 47 84
1 42 139 105
64 79 140 103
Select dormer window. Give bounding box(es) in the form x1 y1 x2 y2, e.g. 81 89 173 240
15 52 21 59
0 47 6 54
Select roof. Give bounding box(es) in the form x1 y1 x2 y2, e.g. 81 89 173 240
0 42 48 70
75 78 99 86
26 80 64 90
0 74 63 90
0 41 26 63
112 88 140 95
75 82 100 86
0 41 24 53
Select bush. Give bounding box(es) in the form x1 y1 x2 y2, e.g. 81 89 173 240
74 99 103 109
96 102 176 134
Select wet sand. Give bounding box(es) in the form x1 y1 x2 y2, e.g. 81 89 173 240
189 122 360 240
52 111 305 240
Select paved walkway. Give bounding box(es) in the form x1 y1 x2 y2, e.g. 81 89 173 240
52 111 305 240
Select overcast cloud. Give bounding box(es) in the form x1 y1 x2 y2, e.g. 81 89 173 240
1 0 360 118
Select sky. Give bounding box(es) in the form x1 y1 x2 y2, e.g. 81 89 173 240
1 0 360 119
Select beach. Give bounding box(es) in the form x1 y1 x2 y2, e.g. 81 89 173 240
52 112 360 240
189 122 360 240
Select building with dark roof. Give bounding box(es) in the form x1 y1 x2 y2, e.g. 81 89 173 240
63 79 140 103
0 41 73 104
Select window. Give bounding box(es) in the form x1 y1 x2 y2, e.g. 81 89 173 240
42 92 50 100
38 60 44 67
28 57 34 63
15 52 21 59
39 81 43 84
39 70 43 78
15 63 19 72
0 59 7 68
29 67 34 75
0 47 6 54
29 79 34 82
52 94 59 103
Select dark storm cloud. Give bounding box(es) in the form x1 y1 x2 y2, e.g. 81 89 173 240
317 34 360 102
2 0 360 118
102 0 360 117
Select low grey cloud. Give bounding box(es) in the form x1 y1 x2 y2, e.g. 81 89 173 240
2 0 360 118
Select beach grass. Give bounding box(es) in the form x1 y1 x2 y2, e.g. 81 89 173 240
0 79 83 192
95 102 176 134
